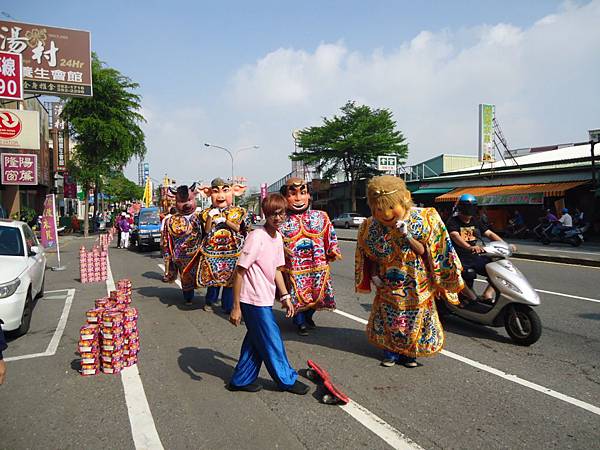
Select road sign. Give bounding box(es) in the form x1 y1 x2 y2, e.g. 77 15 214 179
377 155 397 174
0 51 23 100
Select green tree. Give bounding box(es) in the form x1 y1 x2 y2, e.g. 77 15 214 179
292 101 408 211
104 172 144 203
61 53 146 236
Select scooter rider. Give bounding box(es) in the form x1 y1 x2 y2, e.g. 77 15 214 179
446 194 512 304
552 208 573 236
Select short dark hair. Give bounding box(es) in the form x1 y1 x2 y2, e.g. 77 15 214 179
262 193 287 217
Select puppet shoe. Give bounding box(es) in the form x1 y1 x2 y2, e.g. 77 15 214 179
297 324 309 336
380 358 396 367
305 318 317 330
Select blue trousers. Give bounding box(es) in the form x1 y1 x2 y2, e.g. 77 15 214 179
230 303 297 389
292 308 315 326
206 286 233 313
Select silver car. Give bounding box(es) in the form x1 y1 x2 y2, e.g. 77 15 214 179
332 213 366 229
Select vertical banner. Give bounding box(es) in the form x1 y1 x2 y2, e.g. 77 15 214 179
478 104 495 162
41 194 58 249
260 183 268 200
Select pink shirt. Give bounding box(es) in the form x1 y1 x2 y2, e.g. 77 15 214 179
237 228 285 307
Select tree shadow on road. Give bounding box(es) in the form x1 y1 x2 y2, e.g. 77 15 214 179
135 285 205 311
141 271 164 281
177 347 281 391
578 313 600 321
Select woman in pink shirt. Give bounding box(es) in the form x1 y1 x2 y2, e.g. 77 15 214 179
227 193 310 395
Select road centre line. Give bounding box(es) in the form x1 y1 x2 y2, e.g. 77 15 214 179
157 263 420 450
110 257 164 450
473 279 600 303
4 289 75 363
333 309 600 417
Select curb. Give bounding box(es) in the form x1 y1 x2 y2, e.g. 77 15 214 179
336 236 600 268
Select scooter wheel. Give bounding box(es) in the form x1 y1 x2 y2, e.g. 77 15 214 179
504 304 542 346
569 236 582 247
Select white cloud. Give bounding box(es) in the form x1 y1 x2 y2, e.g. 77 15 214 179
133 0 600 189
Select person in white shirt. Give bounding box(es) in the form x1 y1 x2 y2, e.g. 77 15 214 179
554 208 573 236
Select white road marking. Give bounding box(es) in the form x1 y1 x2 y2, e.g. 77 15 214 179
45 289 76 355
334 306 600 417
523 247 600 256
473 279 600 303
340 400 423 450
4 289 75 363
440 350 600 416
158 263 420 449
110 255 164 450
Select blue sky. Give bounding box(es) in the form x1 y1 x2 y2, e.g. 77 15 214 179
8 1 599 189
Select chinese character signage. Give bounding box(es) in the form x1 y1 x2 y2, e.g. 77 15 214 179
377 155 397 174
0 108 40 149
260 183 267 200
1 152 38 185
478 192 544 206
0 20 92 97
478 104 495 163
55 128 66 171
41 194 58 249
0 50 23 100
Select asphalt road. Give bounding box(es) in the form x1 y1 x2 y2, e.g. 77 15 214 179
1 235 598 449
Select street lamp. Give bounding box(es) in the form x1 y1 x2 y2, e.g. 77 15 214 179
203 143 259 184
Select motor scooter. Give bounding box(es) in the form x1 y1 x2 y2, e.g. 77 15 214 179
540 223 588 247
441 241 542 346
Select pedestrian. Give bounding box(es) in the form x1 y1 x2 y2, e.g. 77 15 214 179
116 212 125 248
355 176 464 368
227 193 310 395
120 214 131 249
0 319 7 384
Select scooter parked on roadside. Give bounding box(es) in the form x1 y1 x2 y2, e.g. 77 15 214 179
440 241 542 346
540 223 588 247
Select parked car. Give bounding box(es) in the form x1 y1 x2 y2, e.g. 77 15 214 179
0 219 46 335
332 212 366 229
130 207 162 251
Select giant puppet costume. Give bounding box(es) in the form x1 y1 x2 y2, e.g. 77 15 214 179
355 175 464 367
161 183 204 304
279 178 341 335
196 177 248 313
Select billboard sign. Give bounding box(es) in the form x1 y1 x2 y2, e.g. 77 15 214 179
377 155 397 174
1 152 38 185
478 192 543 206
478 104 495 162
41 194 58 249
0 50 23 100
0 20 92 97
260 183 267 200
0 108 40 149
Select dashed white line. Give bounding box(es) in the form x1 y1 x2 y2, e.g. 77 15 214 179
335 306 600 417
110 255 164 450
158 263 420 450
473 279 600 303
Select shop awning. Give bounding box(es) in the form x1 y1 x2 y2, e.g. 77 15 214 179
435 181 589 204
412 187 453 195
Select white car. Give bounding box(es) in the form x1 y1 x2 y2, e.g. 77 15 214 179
0 219 46 335
332 212 367 229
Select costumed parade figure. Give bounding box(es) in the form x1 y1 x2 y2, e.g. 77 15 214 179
279 178 341 336
161 183 204 304
355 175 464 368
197 177 248 313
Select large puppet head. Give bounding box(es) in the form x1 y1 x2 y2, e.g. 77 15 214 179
200 177 247 208
366 175 413 228
167 183 197 215
279 177 311 213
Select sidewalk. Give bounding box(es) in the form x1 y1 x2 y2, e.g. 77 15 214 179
334 228 600 267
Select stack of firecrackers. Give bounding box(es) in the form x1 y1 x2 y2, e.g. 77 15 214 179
79 244 108 283
98 229 115 248
78 279 140 376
